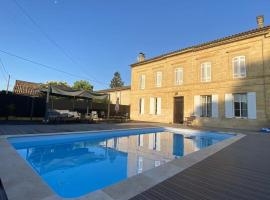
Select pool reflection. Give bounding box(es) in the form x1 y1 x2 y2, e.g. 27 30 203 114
16 131 222 197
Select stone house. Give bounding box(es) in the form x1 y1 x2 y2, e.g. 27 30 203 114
96 86 131 106
130 16 270 129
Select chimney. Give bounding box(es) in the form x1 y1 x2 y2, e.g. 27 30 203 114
256 15 264 28
137 52 145 62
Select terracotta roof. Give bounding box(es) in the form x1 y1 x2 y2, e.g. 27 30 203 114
13 80 42 96
96 86 131 93
131 25 270 67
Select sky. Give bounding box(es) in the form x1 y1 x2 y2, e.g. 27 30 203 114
0 0 269 91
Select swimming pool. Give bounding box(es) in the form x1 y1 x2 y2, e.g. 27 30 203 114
8 128 234 198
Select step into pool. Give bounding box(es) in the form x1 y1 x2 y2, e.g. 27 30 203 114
8 128 234 198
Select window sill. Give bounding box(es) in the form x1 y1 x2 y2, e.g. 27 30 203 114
233 117 248 119
175 82 183 86
233 76 246 79
200 81 211 83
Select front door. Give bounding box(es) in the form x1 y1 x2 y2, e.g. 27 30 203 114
174 96 184 124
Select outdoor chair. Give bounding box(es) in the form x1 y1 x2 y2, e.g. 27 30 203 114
184 115 196 126
68 111 81 119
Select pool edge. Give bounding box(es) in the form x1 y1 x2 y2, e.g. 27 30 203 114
0 128 245 200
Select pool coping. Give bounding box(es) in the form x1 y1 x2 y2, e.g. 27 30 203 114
0 127 245 200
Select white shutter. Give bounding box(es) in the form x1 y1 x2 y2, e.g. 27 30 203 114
148 134 154 149
207 63 211 81
225 93 233 118
156 133 161 151
240 57 246 77
248 92 256 119
150 97 155 114
212 94 218 118
141 98 144 115
157 97 161 115
201 65 205 82
194 95 201 117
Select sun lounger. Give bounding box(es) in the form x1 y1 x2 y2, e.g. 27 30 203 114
47 109 81 122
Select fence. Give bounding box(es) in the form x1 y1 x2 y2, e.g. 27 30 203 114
0 92 130 119
0 93 46 118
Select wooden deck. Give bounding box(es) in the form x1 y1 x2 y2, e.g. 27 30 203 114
0 179 8 200
130 134 270 200
1 123 269 200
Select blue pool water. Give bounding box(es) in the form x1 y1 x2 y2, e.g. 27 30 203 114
8 128 234 198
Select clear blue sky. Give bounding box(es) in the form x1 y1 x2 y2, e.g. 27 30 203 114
0 0 269 91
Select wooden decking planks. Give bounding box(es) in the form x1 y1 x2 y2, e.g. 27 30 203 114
0 179 8 200
130 134 270 200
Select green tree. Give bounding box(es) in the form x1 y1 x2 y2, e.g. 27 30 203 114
110 71 124 88
45 81 69 87
73 80 93 91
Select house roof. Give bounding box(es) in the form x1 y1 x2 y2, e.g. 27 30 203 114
96 86 131 93
131 25 270 67
13 80 42 96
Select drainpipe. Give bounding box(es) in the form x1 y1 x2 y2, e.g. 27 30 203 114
44 84 50 123
107 94 110 119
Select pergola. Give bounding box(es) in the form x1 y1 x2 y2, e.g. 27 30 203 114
41 85 108 122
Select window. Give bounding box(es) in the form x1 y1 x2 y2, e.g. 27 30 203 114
201 62 211 82
175 68 183 85
150 97 161 115
139 74 145 89
156 71 162 87
233 56 246 78
200 95 212 117
139 98 144 115
233 93 247 118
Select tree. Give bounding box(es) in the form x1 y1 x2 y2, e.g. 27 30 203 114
110 71 124 88
45 81 69 87
73 80 93 91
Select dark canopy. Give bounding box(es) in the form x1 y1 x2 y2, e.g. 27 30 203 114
40 85 108 100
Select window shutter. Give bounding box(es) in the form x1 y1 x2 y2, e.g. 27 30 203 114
240 57 246 77
150 97 155 114
212 94 218 118
148 133 154 149
225 93 233 118
175 69 179 84
207 64 211 81
194 95 201 117
201 65 205 82
233 58 238 77
141 98 144 114
248 92 256 119
157 97 161 115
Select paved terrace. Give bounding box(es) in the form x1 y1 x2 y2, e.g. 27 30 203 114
0 122 270 200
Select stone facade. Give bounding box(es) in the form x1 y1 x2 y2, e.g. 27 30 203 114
130 25 270 129
96 86 131 105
